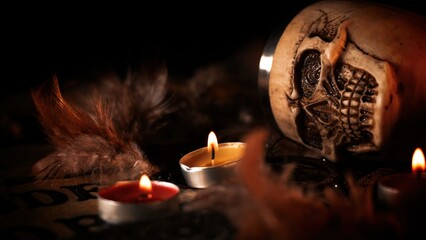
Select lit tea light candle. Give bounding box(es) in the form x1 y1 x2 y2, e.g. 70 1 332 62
179 131 246 188
208 131 219 166
97 174 180 224
377 148 426 208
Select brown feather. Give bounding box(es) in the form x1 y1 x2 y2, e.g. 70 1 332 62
30 68 176 183
31 76 104 146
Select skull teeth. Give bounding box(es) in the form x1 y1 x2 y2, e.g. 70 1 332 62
339 65 377 140
340 108 358 116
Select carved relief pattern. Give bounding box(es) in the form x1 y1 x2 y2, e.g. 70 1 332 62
291 20 378 157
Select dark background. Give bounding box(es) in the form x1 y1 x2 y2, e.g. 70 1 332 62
3 2 300 99
2 0 424 99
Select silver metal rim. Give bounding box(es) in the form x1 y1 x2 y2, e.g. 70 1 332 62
258 24 286 131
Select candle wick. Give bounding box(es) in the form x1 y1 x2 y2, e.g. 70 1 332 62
211 146 215 160
416 168 422 179
140 193 153 199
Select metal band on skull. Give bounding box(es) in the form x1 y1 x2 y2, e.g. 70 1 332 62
264 1 426 161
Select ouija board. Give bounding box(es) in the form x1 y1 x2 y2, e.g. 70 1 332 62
0 144 235 240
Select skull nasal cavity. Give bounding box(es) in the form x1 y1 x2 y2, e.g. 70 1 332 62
295 50 321 98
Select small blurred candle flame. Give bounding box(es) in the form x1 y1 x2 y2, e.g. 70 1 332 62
207 131 219 156
139 174 153 198
412 148 425 173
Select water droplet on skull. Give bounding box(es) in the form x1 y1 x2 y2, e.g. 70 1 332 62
365 89 377 96
360 109 371 115
362 96 375 103
368 81 378 89
359 115 368 122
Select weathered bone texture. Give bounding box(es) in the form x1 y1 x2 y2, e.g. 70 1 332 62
267 0 426 161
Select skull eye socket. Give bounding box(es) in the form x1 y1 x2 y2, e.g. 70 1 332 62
295 50 321 98
296 110 323 150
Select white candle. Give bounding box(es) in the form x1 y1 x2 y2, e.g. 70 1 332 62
179 131 246 188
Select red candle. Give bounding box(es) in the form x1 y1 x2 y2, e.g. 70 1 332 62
98 175 179 203
97 174 180 224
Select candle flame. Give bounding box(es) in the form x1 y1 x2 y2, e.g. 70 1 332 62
412 148 425 173
207 131 219 158
139 174 153 198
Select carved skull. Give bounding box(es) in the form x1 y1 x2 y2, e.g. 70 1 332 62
263 1 426 161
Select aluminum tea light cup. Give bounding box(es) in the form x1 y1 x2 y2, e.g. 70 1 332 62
179 132 246 188
97 175 180 224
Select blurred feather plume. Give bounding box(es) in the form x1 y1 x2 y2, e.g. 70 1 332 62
31 67 175 184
